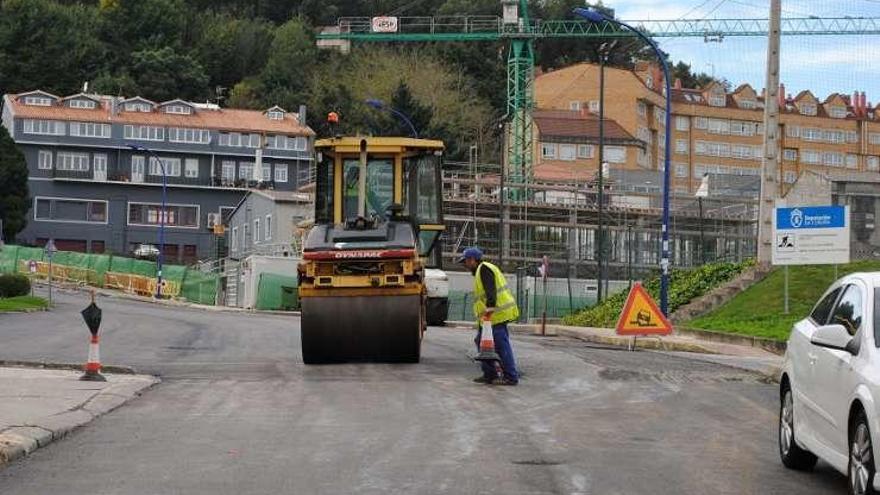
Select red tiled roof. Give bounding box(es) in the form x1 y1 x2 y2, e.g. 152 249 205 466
532 109 637 142
534 162 598 182
4 92 315 136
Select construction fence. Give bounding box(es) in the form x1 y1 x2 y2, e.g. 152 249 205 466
0 244 218 305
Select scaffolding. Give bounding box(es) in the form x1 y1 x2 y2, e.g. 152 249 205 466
441 160 758 279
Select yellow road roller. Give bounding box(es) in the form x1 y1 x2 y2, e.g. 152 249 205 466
298 137 445 364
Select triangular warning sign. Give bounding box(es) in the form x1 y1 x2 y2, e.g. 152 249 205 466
616 282 673 336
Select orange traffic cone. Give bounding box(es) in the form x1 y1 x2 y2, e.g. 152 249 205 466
475 316 501 362
80 334 106 382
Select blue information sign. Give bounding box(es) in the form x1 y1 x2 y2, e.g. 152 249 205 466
776 206 846 230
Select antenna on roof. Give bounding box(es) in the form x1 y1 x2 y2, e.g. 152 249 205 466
82 82 89 93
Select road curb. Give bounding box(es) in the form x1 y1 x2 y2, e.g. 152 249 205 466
675 327 787 355
0 360 137 375
0 373 159 468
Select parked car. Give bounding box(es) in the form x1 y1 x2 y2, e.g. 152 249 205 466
779 272 880 495
133 244 160 260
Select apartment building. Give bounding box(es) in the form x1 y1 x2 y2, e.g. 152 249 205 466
533 62 880 196
1 90 315 262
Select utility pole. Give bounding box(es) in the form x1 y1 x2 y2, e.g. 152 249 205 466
757 0 781 264
596 46 607 304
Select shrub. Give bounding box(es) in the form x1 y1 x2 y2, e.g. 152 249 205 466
562 259 755 328
0 273 31 298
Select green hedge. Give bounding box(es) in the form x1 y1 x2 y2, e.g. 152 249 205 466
0 273 30 298
562 260 754 328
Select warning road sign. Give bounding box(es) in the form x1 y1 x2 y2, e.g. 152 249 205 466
616 283 673 336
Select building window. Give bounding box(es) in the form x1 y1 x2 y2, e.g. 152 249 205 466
846 154 859 169
185 158 199 178
254 218 261 243
69 122 111 138
868 156 879 171
267 110 285 120
148 157 181 177
799 103 817 116
784 171 797 183
23 119 65 136
34 197 107 224
231 227 238 251
783 148 797 161
541 143 556 159
576 145 594 159
822 151 844 167
708 94 726 107
801 150 821 165
69 99 96 109
221 161 236 182
559 144 576 161
637 126 651 144
824 130 845 144
654 108 666 126
239 162 254 180
738 99 757 109
675 139 688 154
693 116 708 129
275 163 288 182
569 101 581 111
846 131 859 143
266 135 307 151
801 128 822 142
38 150 53 170
164 104 192 115
637 102 647 117
675 164 688 177
168 128 210 144
128 203 199 228
244 133 261 148
588 100 600 113
265 215 272 240
219 132 242 147
57 152 90 171
123 102 152 112
829 106 847 118
675 116 689 131
786 125 800 138
707 118 730 135
262 164 271 182
124 125 164 141
603 146 626 163
729 120 756 137
23 96 53 106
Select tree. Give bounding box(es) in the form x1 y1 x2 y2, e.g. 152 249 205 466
195 13 275 90
257 18 318 109
95 47 209 102
672 61 717 89
0 126 29 243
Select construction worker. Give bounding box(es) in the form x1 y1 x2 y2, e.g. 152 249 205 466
457 247 520 386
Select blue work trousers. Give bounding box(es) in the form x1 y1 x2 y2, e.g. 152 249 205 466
475 322 519 382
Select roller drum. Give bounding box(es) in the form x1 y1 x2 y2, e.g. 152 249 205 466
301 295 422 364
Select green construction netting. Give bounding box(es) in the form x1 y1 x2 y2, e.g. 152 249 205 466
180 270 218 305
0 245 218 305
448 290 592 322
255 273 299 311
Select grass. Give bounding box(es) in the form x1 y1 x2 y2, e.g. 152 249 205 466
688 260 880 341
0 295 48 312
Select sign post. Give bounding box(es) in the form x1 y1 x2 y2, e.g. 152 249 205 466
773 205 850 311
539 255 549 336
27 260 37 297
44 239 57 307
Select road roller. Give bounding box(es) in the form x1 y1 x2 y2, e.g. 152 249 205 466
298 136 445 364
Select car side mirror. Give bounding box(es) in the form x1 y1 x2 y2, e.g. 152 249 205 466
810 324 854 353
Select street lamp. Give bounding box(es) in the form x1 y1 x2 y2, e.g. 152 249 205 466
365 99 419 138
127 144 167 299
574 7 674 315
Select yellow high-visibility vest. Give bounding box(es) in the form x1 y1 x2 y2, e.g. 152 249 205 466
473 261 520 325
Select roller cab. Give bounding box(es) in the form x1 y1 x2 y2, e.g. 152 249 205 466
299 137 444 364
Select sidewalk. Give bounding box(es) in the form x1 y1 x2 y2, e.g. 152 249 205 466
0 366 158 467
447 320 784 382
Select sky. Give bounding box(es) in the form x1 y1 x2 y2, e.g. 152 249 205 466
601 0 880 104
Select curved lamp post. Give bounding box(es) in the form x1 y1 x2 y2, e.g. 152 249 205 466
573 7 673 315
365 98 419 138
126 144 167 299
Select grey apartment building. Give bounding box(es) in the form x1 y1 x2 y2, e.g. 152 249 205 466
1 90 315 263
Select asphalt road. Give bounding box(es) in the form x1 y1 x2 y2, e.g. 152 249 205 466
0 288 849 494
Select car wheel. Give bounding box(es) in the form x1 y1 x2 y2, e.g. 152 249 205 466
849 411 876 495
779 383 818 470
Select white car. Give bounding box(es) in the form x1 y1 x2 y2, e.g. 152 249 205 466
424 268 449 326
779 272 880 495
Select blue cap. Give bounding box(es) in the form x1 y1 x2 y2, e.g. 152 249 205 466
456 247 483 263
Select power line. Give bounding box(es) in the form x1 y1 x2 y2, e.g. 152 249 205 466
678 0 717 20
